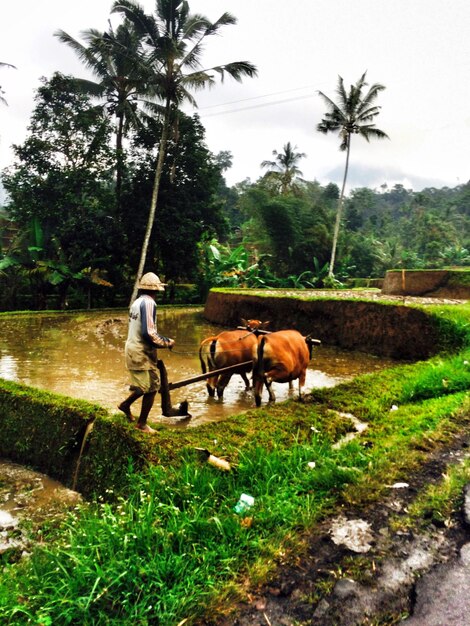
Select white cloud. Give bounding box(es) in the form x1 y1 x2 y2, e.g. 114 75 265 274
1 0 469 193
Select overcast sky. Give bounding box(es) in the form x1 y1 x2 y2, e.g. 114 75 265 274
1 0 470 192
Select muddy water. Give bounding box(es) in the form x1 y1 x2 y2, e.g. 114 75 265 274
0 308 399 427
0 459 82 558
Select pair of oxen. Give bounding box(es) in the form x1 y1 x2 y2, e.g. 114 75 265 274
199 319 319 407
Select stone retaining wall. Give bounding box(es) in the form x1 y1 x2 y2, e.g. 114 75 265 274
382 270 470 298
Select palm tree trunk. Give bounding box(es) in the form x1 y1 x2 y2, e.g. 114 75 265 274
116 113 124 214
328 134 351 278
129 100 171 304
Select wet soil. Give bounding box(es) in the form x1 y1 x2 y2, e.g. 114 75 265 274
211 432 470 626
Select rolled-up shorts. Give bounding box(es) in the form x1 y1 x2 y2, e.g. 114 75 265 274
129 369 160 394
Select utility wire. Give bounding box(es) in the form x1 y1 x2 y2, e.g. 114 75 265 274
198 84 323 110
194 80 334 118
200 93 316 118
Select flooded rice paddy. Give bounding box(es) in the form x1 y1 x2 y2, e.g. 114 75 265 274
0 308 399 427
0 308 400 537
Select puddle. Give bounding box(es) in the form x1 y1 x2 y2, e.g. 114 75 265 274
0 460 82 560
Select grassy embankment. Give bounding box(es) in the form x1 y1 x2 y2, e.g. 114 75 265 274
0 302 469 625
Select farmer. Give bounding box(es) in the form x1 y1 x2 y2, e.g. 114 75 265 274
118 272 174 433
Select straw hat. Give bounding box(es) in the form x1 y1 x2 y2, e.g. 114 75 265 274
137 272 167 291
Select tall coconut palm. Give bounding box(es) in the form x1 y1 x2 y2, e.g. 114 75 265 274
261 141 306 194
317 72 389 277
112 0 257 303
0 62 16 106
55 21 154 209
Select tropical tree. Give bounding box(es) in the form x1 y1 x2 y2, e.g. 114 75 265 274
2 74 117 307
55 21 154 209
122 112 228 283
317 72 389 277
0 62 16 106
112 0 257 303
260 141 306 194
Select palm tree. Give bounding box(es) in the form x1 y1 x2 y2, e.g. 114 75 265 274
261 142 306 194
55 21 154 208
317 72 389 277
0 62 16 106
112 0 257 303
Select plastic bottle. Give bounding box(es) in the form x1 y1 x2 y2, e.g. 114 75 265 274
234 493 255 514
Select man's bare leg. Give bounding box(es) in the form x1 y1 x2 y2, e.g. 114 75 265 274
136 391 157 433
118 390 142 422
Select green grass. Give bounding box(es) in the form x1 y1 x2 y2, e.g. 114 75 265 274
2 394 468 624
1 302 469 625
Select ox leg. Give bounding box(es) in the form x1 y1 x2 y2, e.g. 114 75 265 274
265 377 276 403
206 374 217 397
240 372 251 390
254 384 262 407
254 373 276 407
216 374 232 399
253 375 264 407
297 371 307 400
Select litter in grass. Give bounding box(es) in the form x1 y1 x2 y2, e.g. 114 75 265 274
194 447 231 471
330 516 374 553
234 493 255 515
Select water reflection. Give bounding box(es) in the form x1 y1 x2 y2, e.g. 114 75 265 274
0 309 399 426
0 354 17 379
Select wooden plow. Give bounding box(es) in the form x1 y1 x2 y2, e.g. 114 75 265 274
157 359 253 418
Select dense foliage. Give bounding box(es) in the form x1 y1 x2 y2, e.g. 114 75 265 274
121 113 228 283
0 3 469 310
0 76 229 309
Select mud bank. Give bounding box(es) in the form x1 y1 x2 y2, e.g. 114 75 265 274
203 290 450 360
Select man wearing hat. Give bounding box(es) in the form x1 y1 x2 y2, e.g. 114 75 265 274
118 272 174 433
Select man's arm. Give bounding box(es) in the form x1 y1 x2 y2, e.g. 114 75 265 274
140 298 174 349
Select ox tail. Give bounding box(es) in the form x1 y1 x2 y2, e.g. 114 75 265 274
199 338 217 374
199 338 218 398
255 336 266 376
253 336 266 407
199 342 208 375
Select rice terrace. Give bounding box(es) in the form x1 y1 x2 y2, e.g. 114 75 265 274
1 1 470 623
1 277 470 625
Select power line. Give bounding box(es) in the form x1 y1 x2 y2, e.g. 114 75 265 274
199 92 317 118
198 84 322 110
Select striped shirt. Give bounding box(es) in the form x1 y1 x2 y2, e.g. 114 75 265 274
125 295 172 370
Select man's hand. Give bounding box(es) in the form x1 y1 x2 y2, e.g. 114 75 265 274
167 338 175 350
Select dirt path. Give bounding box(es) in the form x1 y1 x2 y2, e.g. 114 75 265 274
213 434 470 626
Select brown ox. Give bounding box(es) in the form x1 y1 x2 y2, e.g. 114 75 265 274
199 319 269 398
252 330 319 407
